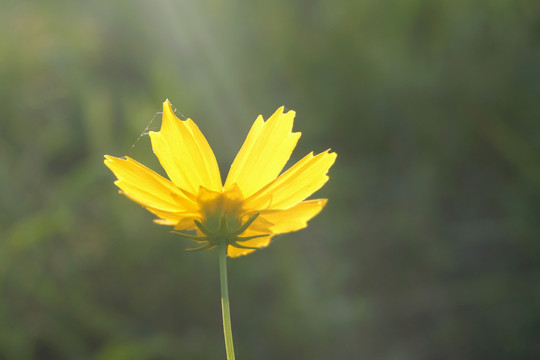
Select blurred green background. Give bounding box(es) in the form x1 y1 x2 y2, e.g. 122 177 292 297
1 0 539 359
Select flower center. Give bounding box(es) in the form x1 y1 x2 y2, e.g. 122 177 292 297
171 184 268 252
197 186 244 233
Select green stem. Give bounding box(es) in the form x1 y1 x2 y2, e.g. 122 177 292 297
219 240 236 360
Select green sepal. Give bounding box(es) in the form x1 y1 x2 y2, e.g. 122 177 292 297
193 220 214 236
173 212 267 253
229 241 260 250
229 213 259 236
219 215 229 233
170 231 208 241
235 234 269 242
186 243 216 252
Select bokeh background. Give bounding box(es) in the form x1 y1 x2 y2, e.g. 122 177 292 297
1 0 539 359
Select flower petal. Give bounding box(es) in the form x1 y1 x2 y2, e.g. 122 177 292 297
149 100 222 194
226 199 326 257
104 155 196 212
259 199 327 234
121 191 200 230
224 107 301 198
245 150 336 210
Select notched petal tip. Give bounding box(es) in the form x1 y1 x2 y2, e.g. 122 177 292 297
268 106 296 123
317 198 329 207
268 106 284 119
163 99 176 115
282 107 296 117
320 148 336 155
103 154 119 165
318 149 338 166
161 99 178 126
161 98 193 132
104 155 132 165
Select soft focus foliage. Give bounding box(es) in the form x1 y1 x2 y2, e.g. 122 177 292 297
1 0 539 359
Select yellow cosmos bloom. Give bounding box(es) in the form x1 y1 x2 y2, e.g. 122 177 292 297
104 100 336 257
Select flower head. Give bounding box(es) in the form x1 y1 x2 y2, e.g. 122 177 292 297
104 100 336 257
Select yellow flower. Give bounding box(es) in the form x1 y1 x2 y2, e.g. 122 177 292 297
104 100 336 257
